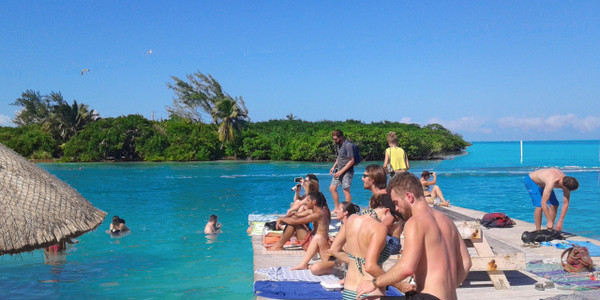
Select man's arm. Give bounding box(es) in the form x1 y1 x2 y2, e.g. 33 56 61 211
404 150 410 170
556 190 570 231
541 181 556 229
357 219 423 297
334 157 354 178
455 227 472 287
330 159 338 175
363 226 387 277
278 211 319 227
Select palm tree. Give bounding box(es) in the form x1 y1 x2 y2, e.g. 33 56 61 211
212 96 249 147
11 90 51 126
167 72 229 124
44 92 99 143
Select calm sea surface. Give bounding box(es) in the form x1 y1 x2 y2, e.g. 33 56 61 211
1 140 599 299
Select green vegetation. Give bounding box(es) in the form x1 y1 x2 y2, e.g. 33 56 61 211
1 75 470 162
1 116 469 162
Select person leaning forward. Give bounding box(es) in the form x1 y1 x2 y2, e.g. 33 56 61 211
525 168 579 231
357 172 472 300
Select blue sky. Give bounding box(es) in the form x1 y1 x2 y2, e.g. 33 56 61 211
1 1 599 141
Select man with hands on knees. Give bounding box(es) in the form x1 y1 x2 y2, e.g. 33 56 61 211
357 173 471 300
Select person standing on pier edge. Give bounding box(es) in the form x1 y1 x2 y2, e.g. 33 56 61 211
525 168 579 231
329 130 356 214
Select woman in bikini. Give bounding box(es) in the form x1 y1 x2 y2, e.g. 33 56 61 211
328 194 402 299
420 171 450 207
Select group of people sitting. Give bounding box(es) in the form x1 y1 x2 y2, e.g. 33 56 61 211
266 166 470 300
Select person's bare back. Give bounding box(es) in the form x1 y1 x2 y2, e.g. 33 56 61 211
409 209 469 299
529 168 564 188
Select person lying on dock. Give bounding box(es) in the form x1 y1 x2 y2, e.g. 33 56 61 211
266 191 331 252
287 176 319 216
328 193 404 299
420 171 450 207
357 172 472 300
524 168 579 231
291 201 360 274
363 164 403 255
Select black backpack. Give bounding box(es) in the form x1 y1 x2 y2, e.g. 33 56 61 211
521 229 564 243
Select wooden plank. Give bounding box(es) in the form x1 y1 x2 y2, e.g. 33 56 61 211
454 221 482 240
470 253 526 271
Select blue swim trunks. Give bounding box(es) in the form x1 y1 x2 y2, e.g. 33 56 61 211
524 175 559 207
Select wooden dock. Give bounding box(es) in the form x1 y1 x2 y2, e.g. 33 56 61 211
251 205 600 299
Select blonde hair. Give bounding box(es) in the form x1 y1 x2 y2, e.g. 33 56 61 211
387 131 398 145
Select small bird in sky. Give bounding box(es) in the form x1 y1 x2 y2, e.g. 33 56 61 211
145 49 153 55
81 68 90 76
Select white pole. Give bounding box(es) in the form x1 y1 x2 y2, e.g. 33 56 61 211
520 140 523 164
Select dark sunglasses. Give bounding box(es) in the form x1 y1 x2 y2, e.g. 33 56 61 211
362 174 370 179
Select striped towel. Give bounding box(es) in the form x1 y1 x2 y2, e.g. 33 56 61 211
256 266 339 283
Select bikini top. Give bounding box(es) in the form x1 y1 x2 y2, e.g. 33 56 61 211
346 208 392 276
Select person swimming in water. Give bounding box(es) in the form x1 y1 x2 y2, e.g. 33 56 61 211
204 215 222 234
109 215 129 234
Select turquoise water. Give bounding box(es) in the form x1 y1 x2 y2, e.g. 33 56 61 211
1 140 599 299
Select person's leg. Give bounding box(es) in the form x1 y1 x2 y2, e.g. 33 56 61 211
534 207 543 231
341 170 354 206
424 195 434 205
430 185 449 204
292 233 323 270
525 175 543 231
329 184 340 214
309 260 335 275
266 224 296 251
342 188 352 205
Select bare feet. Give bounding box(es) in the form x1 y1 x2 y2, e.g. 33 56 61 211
266 244 284 251
291 263 309 270
440 200 450 207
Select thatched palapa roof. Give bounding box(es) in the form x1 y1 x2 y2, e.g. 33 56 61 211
0 142 106 255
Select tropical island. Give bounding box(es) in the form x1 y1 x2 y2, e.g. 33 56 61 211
0 72 470 162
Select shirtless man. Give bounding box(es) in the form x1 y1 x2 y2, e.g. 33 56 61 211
266 191 331 252
357 172 472 300
525 168 579 231
204 215 221 234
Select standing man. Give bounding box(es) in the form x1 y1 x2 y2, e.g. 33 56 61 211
357 173 472 300
329 130 356 214
525 168 579 231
